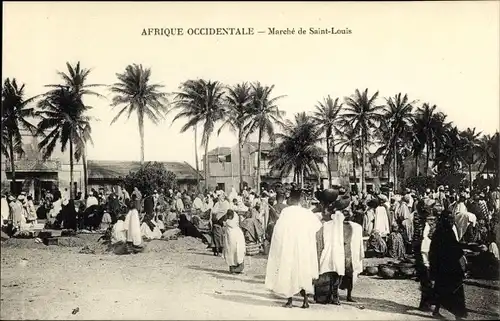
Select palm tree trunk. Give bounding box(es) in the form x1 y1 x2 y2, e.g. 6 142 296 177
415 155 420 176
69 138 74 199
138 113 145 165
425 143 430 176
204 139 210 191
300 167 304 189
469 164 473 190
8 135 17 194
82 146 88 195
393 142 398 190
351 145 357 194
326 133 332 185
238 131 243 193
194 126 200 191
256 126 263 192
361 132 366 193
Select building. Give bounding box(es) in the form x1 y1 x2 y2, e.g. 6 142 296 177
87 160 202 192
329 152 389 192
202 142 330 193
1 130 84 201
201 142 392 194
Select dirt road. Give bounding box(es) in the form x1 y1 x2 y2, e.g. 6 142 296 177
1 236 499 320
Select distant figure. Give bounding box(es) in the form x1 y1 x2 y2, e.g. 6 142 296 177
123 195 142 248
222 210 246 274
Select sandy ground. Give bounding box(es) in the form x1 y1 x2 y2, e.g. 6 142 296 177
1 235 499 320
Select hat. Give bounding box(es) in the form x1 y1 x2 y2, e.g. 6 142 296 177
21 192 26 196
17 195 25 201
216 190 224 196
331 195 350 211
153 190 158 194
438 186 444 191
8 195 15 201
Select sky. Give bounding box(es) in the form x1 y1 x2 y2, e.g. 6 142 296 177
3 1 499 169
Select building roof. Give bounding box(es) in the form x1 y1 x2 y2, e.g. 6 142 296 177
247 142 274 152
87 160 203 181
206 147 232 156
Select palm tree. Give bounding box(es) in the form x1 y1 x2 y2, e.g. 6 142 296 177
341 89 384 193
1 78 38 193
381 93 416 189
334 120 361 193
459 127 482 189
36 86 91 199
171 79 226 190
268 112 325 188
312 95 343 186
414 103 449 175
218 82 253 192
109 64 169 164
48 62 104 194
243 82 285 191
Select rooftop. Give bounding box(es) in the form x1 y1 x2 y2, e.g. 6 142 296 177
87 160 203 180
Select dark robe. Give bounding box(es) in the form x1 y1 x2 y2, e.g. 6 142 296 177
429 219 467 318
62 200 78 230
143 196 155 216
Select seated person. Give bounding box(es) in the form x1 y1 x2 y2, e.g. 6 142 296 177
140 212 162 240
111 215 127 244
156 215 166 233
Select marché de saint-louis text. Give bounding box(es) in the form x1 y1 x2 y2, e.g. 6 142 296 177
268 27 352 35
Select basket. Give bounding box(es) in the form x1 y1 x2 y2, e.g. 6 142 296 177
246 242 260 256
378 264 397 279
399 266 416 278
365 266 379 276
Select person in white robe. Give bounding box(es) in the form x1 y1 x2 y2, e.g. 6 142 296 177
265 189 322 309
452 194 468 216
363 200 377 236
454 211 477 241
374 200 390 236
8 196 23 230
1 194 10 226
100 210 113 230
123 197 142 247
316 196 364 304
228 187 238 203
192 193 205 213
111 216 127 244
86 192 99 208
222 210 246 273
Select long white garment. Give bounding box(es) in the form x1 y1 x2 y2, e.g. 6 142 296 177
222 215 246 267
260 197 270 231
228 188 238 202
123 209 142 246
192 197 204 211
1 197 10 223
50 199 62 218
348 221 364 284
421 223 432 266
111 220 127 244
374 206 390 236
319 212 346 275
140 221 162 240
454 212 477 241
452 202 468 216
265 205 322 298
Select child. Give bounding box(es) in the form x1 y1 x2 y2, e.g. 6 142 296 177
222 210 246 274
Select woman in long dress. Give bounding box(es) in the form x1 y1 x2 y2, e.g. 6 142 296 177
429 210 467 320
222 210 246 274
123 195 143 250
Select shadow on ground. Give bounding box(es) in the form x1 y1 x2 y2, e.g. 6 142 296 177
187 265 264 285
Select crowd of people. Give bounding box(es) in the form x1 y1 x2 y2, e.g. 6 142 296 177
2 181 500 319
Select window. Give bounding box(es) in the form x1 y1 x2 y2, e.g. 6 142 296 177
217 183 225 191
225 154 232 162
242 159 246 171
367 184 374 193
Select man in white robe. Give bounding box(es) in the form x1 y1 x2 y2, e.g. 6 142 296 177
1 194 10 226
265 189 322 308
123 196 142 247
374 200 390 237
317 196 364 304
